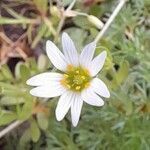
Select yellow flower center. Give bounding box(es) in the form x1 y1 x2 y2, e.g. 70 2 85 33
60 65 91 92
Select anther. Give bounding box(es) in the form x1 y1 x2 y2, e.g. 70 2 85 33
76 70 79 74
66 84 71 89
81 76 86 80
64 74 69 78
75 86 81 90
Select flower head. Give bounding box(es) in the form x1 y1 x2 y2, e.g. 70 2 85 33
26 33 110 127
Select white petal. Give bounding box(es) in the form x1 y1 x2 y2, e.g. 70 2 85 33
46 40 67 71
89 51 107 76
79 42 96 68
26 72 63 86
91 78 110 98
62 32 79 66
30 84 66 98
56 91 74 121
81 87 104 106
71 94 83 127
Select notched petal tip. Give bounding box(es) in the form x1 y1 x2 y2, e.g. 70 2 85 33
62 32 71 43
102 85 110 98
96 99 105 106
72 116 79 127
100 101 105 106
29 89 36 96
26 78 35 86
55 113 62 121
46 40 51 46
55 106 64 122
29 88 46 98
62 32 69 38
26 79 31 85
91 78 110 98
46 40 52 55
46 40 58 52
105 91 110 98
72 122 78 127
46 40 53 50
62 32 74 45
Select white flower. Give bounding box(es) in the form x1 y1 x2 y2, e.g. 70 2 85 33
26 33 110 127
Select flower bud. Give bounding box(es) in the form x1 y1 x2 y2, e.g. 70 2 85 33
87 15 104 29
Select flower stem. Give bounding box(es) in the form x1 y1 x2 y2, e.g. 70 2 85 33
54 0 76 42
94 0 127 44
0 120 23 139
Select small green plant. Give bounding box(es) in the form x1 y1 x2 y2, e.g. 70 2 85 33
0 0 149 149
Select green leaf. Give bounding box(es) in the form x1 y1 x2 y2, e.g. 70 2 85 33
37 113 48 130
0 65 13 80
111 121 125 130
0 72 5 81
0 89 22 97
30 119 41 142
0 96 24 105
0 83 27 97
124 100 133 115
19 129 31 148
0 82 16 89
26 58 38 73
95 46 113 70
33 0 48 14
110 60 129 90
73 16 91 30
116 61 129 85
15 62 24 79
20 64 31 81
19 97 34 120
0 112 17 126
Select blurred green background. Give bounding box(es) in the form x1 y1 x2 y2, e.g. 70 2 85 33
0 0 150 149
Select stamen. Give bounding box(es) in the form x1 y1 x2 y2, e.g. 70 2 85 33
60 66 91 92
75 86 81 90
81 76 86 80
64 74 69 78
76 70 79 74
66 84 71 89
